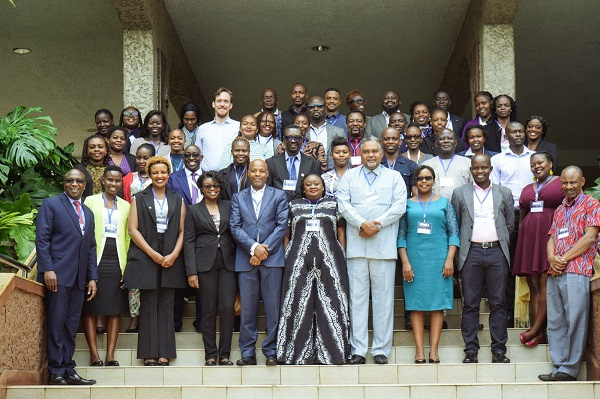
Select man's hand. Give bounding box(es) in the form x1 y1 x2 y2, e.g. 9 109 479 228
359 220 381 238
86 280 97 301
254 244 269 261
250 255 261 266
548 254 567 277
188 275 199 289
44 271 58 292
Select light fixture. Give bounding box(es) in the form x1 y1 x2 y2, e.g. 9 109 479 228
13 48 31 54
311 45 329 52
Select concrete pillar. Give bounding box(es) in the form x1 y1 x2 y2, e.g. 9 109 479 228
480 24 516 98
123 29 156 117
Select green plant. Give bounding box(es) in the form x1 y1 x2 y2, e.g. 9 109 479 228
0 194 36 263
584 178 600 201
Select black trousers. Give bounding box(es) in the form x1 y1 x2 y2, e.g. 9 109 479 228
138 287 176 359
198 248 237 360
460 245 508 354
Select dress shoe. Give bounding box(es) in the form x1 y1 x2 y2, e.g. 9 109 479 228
236 356 257 366
48 374 67 385
157 360 170 366
265 355 278 366
219 358 234 366
492 352 510 363
96 327 106 334
346 354 366 364
463 353 478 363
442 320 448 329
404 319 412 330
205 359 217 366
89 360 103 367
538 372 555 382
552 371 576 381
65 374 96 385
373 355 388 364
519 331 529 344
414 358 427 364
429 358 440 363
125 327 139 333
105 360 119 367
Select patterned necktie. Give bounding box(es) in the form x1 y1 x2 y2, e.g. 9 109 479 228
191 172 198 204
73 200 84 225
288 156 297 180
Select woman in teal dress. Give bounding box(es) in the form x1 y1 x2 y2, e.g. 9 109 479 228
397 165 459 363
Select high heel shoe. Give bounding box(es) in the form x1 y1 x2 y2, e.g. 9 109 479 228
519 330 531 345
415 358 426 364
525 338 547 347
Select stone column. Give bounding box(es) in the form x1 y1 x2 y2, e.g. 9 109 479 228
480 24 516 97
123 29 156 117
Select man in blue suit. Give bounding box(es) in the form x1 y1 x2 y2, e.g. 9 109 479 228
36 169 98 385
167 144 203 332
230 159 288 366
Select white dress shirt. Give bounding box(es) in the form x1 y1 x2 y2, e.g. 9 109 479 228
195 117 240 171
471 183 499 242
185 167 203 204
249 185 266 255
309 123 328 152
490 147 534 209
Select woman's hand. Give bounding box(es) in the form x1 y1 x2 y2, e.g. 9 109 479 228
442 259 454 278
161 253 177 268
150 250 165 265
188 275 199 289
402 262 414 283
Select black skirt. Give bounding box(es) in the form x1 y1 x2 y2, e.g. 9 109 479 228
82 238 129 316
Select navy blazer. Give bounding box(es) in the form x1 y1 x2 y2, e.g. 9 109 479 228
167 168 198 207
381 156 418 198
266 152 321 202
449 113 466 138
219 164 250 201
230 185 288 272
36 192 98 290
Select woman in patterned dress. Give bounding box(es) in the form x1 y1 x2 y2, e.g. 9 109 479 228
277 174 350 365
322 136 351 199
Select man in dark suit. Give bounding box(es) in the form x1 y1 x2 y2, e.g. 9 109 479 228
365 90 410 138
36 169 98 385
167 144 204 332
433 90 467 136
266 125 321 202
219 138 251 201
230 159 288 366
451 154 514 364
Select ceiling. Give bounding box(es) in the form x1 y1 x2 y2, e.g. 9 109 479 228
0 0 599 170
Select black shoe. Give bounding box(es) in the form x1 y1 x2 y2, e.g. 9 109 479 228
236 356 257 366
48 374 67 385
96 327 106 334
346 354 366 364
538 372 557 381
373 355 388 364
265 355 278 366
552 371 576 381
404 319 412 330
463 353 478 363
65 374 96 385
492 352 510 363
442 321 448 329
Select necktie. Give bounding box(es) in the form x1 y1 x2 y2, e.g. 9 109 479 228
288 156 297 180
191 172 199 204
74 200 84 225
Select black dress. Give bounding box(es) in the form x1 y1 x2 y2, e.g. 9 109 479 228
276 198 350 364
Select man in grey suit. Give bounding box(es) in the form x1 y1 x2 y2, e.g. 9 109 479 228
307 96 345 170
365 90 410 139
451 154 514 364
230 159 289 366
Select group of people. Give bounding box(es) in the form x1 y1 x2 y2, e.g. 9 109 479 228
35 83 599 386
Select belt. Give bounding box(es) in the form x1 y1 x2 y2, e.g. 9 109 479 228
470 241 500 248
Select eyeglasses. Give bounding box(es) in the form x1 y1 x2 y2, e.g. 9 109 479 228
183 153 202 158
65 179 85 184
202 184 220 190
284 136 302 142
415 176 434 182
405 135 421 141
307 104 324 110
351 98 367 104
123 111 139 117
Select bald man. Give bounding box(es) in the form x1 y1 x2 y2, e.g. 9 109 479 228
539 166 600 381
230 159 288 366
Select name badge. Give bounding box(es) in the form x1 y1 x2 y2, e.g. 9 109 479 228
440 177 454 187
104 223 118 238
417 222 432 235
530 201 544 213
157 217 168 233
351 156 362 166
305 219 320 231
365 191 379 202
474 211 488 220
557 228 569 239
283 179 297 191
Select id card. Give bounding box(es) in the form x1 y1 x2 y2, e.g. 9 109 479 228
351 156 362 166
305 219 320 231
157 217 168 233
283 179 297 191
104 223 118 238
417 222 432 235
557 227 569 239
474 211 488 220
440 177 454 187
365 191 379 202
530 201 544 213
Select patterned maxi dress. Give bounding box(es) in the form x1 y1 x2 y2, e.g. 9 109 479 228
276 198 350 364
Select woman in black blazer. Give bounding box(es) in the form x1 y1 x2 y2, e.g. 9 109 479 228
184 170 237 366
524 115 559 173
124 156 186 367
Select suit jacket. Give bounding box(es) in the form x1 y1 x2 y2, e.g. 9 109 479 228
36 192 98 290
451 183 514 271
483 122 502 153
449 113 466 138
324 124 346 170
219 164 250 201
266 152 321 201
184 199 236 274
230 185 288 272
526 139 559 173
365 111 411 138
167 167 201 207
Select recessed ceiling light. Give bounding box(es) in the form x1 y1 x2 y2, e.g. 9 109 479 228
311 45 329 52
13 48 31 54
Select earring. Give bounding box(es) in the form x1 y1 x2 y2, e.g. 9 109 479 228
533 176 537 181
550 170 553 176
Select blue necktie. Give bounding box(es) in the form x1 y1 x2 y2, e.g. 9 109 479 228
288 156 297 180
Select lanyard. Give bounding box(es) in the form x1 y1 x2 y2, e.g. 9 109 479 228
438 155 455 176
564 193 583 222
386 158 397 170
350 140 360 156
234 165 247 191
171 155 183 172
138 173 146 186
306 198 321 218
186 127 198 143
252 196 262 215
327 113 340 126
151 141 161 154
301 139 307 151
474 186 491 205
257 135 272 146
102 193 117 224
152 188 167 217
362 167 378 188
310 125 325 139
534 176 551 201
417 194 434 222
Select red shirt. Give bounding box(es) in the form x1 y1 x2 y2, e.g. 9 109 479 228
549 193 600 276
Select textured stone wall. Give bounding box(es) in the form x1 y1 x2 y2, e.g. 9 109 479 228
481 24 516 98
123 29 156 118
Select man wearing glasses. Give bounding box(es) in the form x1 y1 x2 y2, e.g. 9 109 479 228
266 125 321 202
36 169 98 385
365 90 410 139
307 96 345 170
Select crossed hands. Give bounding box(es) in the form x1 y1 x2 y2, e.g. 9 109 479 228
250 244 269 266
151 251 177 268
548 254 567 278
359 220 381 238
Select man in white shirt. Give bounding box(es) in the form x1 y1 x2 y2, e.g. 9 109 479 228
307 96 345 170
196 87 240 171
